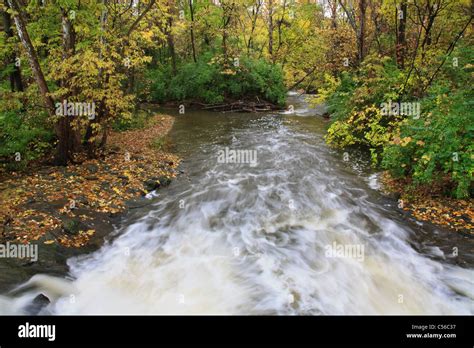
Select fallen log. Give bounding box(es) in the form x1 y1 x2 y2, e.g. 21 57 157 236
174 99 284 113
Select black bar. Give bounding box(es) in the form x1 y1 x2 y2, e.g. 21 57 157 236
0 315 472 346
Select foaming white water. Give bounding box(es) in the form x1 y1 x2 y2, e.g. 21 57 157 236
52 232 253 314
2 114 473 315
367 173 382 190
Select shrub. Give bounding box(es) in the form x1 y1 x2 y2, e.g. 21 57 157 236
325 55 405 151
382 87 473 198
142 53 287 106
0 109 54 170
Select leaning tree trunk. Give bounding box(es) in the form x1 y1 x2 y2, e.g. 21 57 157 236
2 0 23 92
189 0 197 63
6 0 54 113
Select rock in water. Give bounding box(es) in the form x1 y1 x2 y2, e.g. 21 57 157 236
25 293 50 315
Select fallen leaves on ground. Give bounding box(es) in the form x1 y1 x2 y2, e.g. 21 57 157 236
381 172 473 235
0 114 180 247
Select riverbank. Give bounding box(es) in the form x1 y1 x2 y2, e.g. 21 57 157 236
0 114 180 249
381 172 473 236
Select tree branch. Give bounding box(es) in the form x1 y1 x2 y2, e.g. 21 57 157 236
127 0 156 37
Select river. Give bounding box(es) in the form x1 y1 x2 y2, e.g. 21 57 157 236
1 93 473 314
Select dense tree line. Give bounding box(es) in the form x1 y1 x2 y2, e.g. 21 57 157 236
0 0 472 198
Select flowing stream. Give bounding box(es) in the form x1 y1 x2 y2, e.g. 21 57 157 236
1 93 473 315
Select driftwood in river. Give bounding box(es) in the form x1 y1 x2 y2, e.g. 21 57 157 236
193 100 281 113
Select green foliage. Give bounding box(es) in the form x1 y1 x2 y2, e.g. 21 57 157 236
142 53 287 106
112 110 152 132
168 53 224 104
325 44 473 199
382 87 473 199
141 66 170 103
325 71 356 121
0 109 54 170
325 55 404 151
239 57 287 106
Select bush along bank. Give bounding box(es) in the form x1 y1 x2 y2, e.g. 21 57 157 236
139 52 287 112
315 47 473 234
